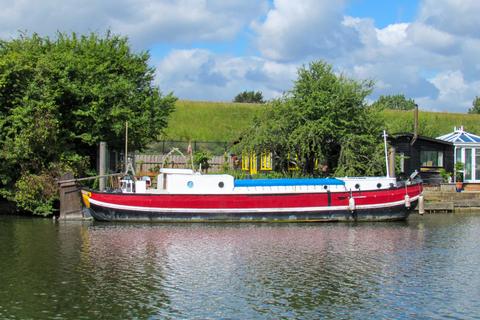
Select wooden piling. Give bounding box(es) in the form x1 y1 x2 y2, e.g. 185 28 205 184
58 173 83 220
388 147 396 178
99 142 107 192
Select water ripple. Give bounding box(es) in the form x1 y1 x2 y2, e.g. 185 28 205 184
1 215 480 319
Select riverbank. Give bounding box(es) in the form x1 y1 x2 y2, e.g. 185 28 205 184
0 198 18 215
421 185 480 213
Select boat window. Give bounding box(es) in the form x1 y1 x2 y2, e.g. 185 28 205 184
187 181 194 188
377 183 382 188
218 181 224 188
355 184 360 189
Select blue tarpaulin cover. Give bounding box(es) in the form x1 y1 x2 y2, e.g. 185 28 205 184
234 178 345 187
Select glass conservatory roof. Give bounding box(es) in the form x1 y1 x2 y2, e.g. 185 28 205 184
437 126 480 144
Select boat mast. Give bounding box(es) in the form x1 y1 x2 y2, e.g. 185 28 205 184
383 130 390 178
125 121 128 174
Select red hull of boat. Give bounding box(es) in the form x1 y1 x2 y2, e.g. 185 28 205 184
82 183 422 222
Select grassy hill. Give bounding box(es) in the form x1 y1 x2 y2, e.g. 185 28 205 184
162 100 264 141
162 100 480 142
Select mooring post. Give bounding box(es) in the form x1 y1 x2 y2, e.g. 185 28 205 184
99 141 107 192
58 173 83 220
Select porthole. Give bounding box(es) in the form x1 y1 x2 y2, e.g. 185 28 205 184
377 183 382 188
355 184 360 189
187 181 194 188
323 185 328 190
218 181 224 188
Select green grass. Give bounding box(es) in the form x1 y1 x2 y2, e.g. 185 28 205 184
162 100 265 141
162 100 480 142
382 109 480 137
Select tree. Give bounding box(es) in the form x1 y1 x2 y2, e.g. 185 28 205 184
371 94 416 110
235 61 385 176
233 91 265 103
468 96 480 114
193 151 212 173
0 32 176 214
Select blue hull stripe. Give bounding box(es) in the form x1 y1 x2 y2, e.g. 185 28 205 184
234 178 345 187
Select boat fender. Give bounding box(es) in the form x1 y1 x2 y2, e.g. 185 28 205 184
349 197 356 212
418 195 425 215
404 194 411 208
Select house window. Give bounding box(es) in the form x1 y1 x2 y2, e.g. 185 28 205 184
241 153 250 171
249 154 257 175
476 149 480 181
260 152 272 171
288 153 299 171
420 150 443 167
465 148 472 180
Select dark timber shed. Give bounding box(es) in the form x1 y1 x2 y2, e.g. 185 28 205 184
389 133 454 185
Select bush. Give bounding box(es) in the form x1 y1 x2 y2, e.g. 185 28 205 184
233 91 265 104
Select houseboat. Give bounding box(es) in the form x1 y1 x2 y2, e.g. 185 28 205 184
81 168 423 222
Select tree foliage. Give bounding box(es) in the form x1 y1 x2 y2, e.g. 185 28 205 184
468 96 480 114
193 151 212 173
371 94 417 110
234 61 386 176
0 32 176 214
233 91 265 104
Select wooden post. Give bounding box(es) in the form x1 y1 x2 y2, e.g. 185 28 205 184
99 142 107 192
388 147 396 178
58 173 83 220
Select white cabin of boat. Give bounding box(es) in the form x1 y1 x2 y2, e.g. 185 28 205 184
119 168 399 195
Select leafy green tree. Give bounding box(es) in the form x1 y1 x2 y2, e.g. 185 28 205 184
233 91 265 103
371 94 416 110
193 151 212 173
468 96 480 114
235 61 385 176
0 32 176 214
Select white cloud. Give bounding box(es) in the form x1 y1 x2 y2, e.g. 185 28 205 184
0 0 268 47
407 22 458 54
418 70 480 112
418 0 480 38
376 23 408 47
2 0 480 113
156 49 297 101
252 0 360 62
332 11 480 112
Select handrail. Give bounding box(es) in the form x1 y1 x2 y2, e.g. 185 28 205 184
57 173 124 184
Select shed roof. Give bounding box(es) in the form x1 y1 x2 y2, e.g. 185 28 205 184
390 133 453 146
437 126 480 144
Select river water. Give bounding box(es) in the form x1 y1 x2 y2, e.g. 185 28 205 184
0 214 479 320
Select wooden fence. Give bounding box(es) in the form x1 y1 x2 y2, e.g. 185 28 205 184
135 154 231 174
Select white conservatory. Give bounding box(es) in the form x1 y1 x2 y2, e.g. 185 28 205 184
437 126 480 182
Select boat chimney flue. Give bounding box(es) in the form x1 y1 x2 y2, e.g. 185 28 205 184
411 104 419 146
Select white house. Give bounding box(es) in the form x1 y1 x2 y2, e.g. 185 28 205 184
437 126 480 182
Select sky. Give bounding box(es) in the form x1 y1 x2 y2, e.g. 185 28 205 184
1 0 479 113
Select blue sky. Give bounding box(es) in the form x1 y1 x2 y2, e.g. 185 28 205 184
1 0 480 113
346 0 418 27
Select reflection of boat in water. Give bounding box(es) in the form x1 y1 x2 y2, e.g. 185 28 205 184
81 168 423 222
